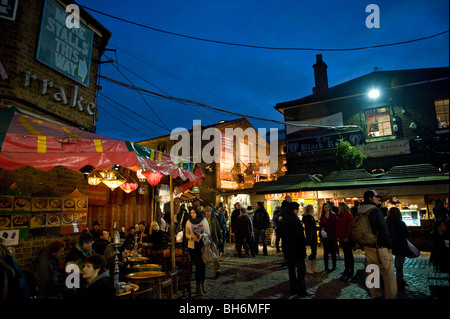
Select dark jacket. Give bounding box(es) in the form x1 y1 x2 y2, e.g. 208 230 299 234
387 219 410 256
76 270 116 299
302 214 318 245
65 242 95 269
235 213 252 234
253 208 270 230
230 209 241 233
148 230 163 251
282 212 306 260
32 250 65 299
319 213 337 241
358 202 392 249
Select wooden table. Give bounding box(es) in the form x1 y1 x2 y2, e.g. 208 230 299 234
127 256 150 263
132 264 162 272
116 283 139 297
126 271 166 281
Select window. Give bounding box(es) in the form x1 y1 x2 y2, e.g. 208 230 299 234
365 107 392 138
434 98 449 129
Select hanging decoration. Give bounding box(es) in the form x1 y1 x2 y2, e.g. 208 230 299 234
119 182 138 193
100 167 126 190
141 170 163 186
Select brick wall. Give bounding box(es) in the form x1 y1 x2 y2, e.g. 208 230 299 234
0 0 106 130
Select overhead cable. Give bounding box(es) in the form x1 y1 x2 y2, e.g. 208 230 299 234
81 5 448 51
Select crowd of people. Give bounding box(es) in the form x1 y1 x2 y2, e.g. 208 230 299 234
1 194 448 300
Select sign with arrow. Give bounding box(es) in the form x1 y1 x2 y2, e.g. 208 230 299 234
35 0 93 87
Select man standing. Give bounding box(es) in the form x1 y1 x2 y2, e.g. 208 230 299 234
358 190 397 299
282 202 308 297
205 206 223 277
253 202 271 256
235 207 256 258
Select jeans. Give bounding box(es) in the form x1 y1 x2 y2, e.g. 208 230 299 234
340 241 354 274
253 228 268 255
236 232 255 257
322 239 337 269
188 240 205 283
287 258 307 294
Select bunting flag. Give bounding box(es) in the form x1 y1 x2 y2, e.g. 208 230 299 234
0 107 204 182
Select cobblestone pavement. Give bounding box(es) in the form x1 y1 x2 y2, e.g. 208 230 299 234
186 243 433 300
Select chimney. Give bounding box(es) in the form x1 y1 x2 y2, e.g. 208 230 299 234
312 54 328 95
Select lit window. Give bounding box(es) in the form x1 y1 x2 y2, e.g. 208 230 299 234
434 98 449 129
365 107 392 138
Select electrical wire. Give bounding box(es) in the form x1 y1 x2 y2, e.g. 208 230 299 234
99 74 363 131
80 5 448 51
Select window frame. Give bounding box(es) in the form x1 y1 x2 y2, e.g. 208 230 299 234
364 106 393 139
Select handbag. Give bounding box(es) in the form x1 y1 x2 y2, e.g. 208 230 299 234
201 234 219 264
176 231 184 243
406 239 420 258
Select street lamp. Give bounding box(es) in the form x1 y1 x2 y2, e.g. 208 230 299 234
368 89 380 99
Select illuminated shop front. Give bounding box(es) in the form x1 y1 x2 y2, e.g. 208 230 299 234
264 191 318 218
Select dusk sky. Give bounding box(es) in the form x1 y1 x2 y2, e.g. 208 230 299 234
75 0 449 142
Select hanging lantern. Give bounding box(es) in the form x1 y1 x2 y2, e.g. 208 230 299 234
136 169 147 182
119 182 138 193
87 171 103 186
141 170 163 186
101 166 126 190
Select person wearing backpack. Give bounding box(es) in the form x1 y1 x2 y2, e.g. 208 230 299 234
356 190 397 299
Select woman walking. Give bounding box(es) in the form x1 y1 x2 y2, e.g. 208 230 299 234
185 207 211 296
386 206 410 288
319 202 338 272
336 202 354 278
302 205 321 274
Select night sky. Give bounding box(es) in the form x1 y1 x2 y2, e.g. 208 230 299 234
74 0 449 142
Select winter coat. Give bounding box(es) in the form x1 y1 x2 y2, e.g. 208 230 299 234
230 209 241 233
185 218 210 249
206 213 223 245
235 213 253 235
282 212 306 260
387 219 409 256
358 202 392 249
65 242 95 269
320 213 337 241
77 270 116 299
32 249 65 299
336 210 354 242
302 214 318 245
253 208 270 230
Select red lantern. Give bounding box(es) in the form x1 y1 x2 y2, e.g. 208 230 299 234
119 182 138 193
141 171 163 186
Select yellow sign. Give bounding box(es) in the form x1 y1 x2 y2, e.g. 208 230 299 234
265 192 317 200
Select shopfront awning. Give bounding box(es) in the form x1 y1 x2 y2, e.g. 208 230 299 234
256 174 319 194
0 107 203 182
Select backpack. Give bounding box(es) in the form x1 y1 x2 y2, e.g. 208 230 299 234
351 207 378 247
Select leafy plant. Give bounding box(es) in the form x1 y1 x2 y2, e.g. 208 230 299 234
335 138 365 170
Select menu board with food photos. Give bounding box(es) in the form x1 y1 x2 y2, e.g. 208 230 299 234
0 185 88 238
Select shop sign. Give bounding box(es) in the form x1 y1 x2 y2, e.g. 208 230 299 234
356 139 410 157
0 0 18 21
287 131 363 154
36 0 93 87
21 70 96 117
265 192 317 200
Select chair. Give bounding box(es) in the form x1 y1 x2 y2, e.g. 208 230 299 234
155 277 173 299
131 287 154 299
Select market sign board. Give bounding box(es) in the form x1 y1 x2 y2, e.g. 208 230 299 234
287 131 364 154
36 0 93 87
356 139 410 158
0 0 18 21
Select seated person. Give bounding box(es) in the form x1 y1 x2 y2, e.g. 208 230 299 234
77 254 116 299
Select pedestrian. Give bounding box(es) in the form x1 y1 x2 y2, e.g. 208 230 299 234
253 202 271 256
65 231 95 270
319 202 338 272
31 239 66 299
77 254 116 299
92 229 111 256
430 220 450 272
433 199 449 223
205 206 223 277
217 207 228 255
247 206 255 220
235 207 256 258
336 202 354 278
90 221 102 241
350 200 360 217
184 208 210 296
282 201 308 297
386 206 410 289
272 207 282 253
358 190 397 299
302 204 320 274
231 202 243 252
